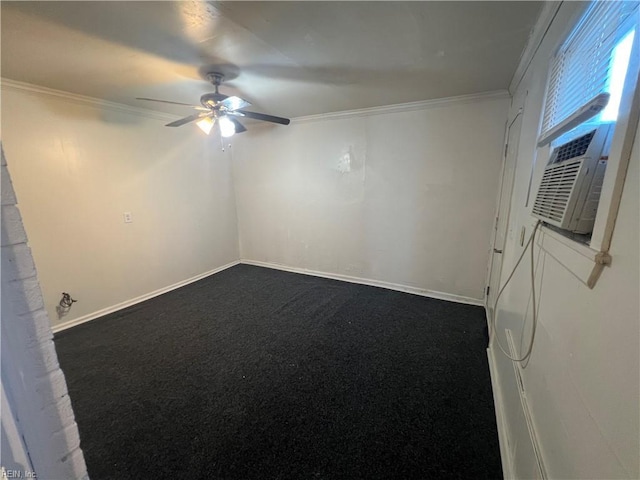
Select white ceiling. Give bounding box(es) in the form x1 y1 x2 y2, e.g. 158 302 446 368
1 1 542 119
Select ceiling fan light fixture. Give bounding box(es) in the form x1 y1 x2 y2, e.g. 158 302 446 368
196 116 215 135
219 116 236 138
224 96 248 111
137 72 290 135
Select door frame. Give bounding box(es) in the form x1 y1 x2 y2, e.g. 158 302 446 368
485 94 528 317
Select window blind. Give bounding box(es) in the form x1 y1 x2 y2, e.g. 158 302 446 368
540 1 639 137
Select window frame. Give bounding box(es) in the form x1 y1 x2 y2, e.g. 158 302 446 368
533 2 640 288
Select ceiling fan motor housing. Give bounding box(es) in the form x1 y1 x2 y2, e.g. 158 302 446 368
201 72 229 108
137 69 290 129
200 92 228 108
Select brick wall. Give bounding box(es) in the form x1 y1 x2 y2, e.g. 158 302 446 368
1 144 89 479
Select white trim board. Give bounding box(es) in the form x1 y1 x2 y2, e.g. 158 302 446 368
487 330 548 480
0 78 179 123
240 259 484 307
52 258 484 333
2 78 508 127
536 226 611 289
487 346 514 480
504 329 547 479
51 261 240 333
292 90 510 124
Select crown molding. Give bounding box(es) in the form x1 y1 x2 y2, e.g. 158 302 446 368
292 90 510 124
0 78 510 126
0 78 179 122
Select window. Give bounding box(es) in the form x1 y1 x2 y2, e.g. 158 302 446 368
532 1 639 244
541 1 639 139
600 29 636 122
530 0 640 288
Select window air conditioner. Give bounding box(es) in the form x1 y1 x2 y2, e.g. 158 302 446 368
532 124 612 234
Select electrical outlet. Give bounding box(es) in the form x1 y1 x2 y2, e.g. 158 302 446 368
123 212 133 223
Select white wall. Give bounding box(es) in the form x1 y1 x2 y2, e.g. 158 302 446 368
1 84 239 328
1 145 88 479
490 2 639 478
232 94 510 302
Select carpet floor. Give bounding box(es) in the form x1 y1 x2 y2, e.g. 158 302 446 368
54 264 502 479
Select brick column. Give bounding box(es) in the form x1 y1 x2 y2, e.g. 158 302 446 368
1 144 89 479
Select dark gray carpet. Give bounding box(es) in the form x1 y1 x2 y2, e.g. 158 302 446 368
54 264 502 479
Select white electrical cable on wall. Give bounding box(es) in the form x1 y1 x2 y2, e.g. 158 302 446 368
489 220 542 363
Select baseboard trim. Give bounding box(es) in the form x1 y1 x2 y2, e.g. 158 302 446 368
487 327 548 480
52 261 240 333
487 347 514 480
240 259 484 306
505 329 547 479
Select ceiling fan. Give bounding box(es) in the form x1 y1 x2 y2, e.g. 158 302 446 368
136 73 290 137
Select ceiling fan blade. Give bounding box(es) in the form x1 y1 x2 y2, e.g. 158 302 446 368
226 116 247 134
165 113 208 127
218 96 251 111
232 110 290 125
136 97 203 108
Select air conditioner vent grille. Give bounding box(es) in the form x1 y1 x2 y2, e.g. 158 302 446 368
533 159 583 222
553 129 596 163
